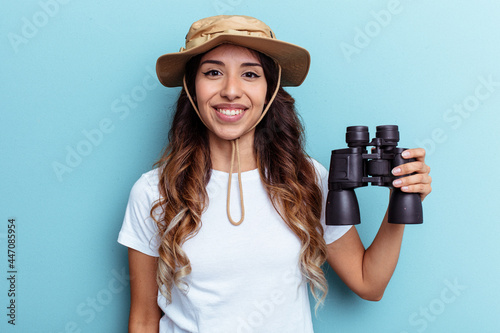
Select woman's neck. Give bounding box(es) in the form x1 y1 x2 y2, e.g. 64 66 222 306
208 132 257 172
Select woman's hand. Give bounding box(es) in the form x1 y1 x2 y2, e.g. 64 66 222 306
391 148 432 201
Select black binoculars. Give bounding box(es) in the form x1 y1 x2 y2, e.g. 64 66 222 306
326 125 423 225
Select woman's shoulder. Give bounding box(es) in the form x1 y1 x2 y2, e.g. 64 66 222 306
307 157 328 180
129 167 161 201
140 168 161 187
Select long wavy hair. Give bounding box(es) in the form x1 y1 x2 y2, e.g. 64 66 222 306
151 47 328 309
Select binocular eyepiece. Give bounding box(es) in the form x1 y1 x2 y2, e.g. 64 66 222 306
326 125 423 225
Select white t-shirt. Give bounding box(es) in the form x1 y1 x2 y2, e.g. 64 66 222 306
118 159 351 333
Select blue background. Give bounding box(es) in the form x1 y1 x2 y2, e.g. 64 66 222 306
1 0 499 332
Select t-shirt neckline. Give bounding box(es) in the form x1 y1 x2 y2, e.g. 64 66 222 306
210 168 260 181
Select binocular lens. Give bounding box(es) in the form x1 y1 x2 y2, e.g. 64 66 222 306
346 126 369 146
376 125 399 143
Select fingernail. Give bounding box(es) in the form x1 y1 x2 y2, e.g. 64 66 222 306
402 151 410 158
402 186 409 191
392 167 401 175
393 179 402 186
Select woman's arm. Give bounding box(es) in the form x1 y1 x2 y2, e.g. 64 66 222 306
326 213 404 301
326 148 431 301
128 248 162 332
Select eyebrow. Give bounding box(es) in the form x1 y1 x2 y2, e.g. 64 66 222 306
200 60 262 67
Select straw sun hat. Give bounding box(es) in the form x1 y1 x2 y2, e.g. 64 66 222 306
156 15 311 87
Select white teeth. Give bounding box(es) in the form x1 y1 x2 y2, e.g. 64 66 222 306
217 109 244 116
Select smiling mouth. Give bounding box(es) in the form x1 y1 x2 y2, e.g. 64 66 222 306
215 108 245 116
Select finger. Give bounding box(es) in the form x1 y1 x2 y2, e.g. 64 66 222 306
392 174 432 188
402 148 426 161
392 161 430 176
399 183 432 199
403 184 432 200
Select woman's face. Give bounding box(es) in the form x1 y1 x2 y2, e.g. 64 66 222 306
194 44 268 143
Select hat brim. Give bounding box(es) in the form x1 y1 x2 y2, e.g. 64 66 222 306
156 34 310 87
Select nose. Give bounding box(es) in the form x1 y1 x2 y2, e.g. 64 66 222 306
220 74 242 100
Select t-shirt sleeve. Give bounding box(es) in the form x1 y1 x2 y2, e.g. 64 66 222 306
312 159 353 244
117 172 161 257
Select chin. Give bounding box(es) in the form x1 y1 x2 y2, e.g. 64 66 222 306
210 128 253 143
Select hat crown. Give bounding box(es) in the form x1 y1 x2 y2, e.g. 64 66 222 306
157 15 310 87
184 15 275 51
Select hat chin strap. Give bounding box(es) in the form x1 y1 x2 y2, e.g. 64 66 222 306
183 65 282 226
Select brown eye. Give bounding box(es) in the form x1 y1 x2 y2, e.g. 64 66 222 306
202 70 222 77
243 72 260 78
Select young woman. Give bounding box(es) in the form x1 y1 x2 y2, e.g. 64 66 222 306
118 15 432 332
